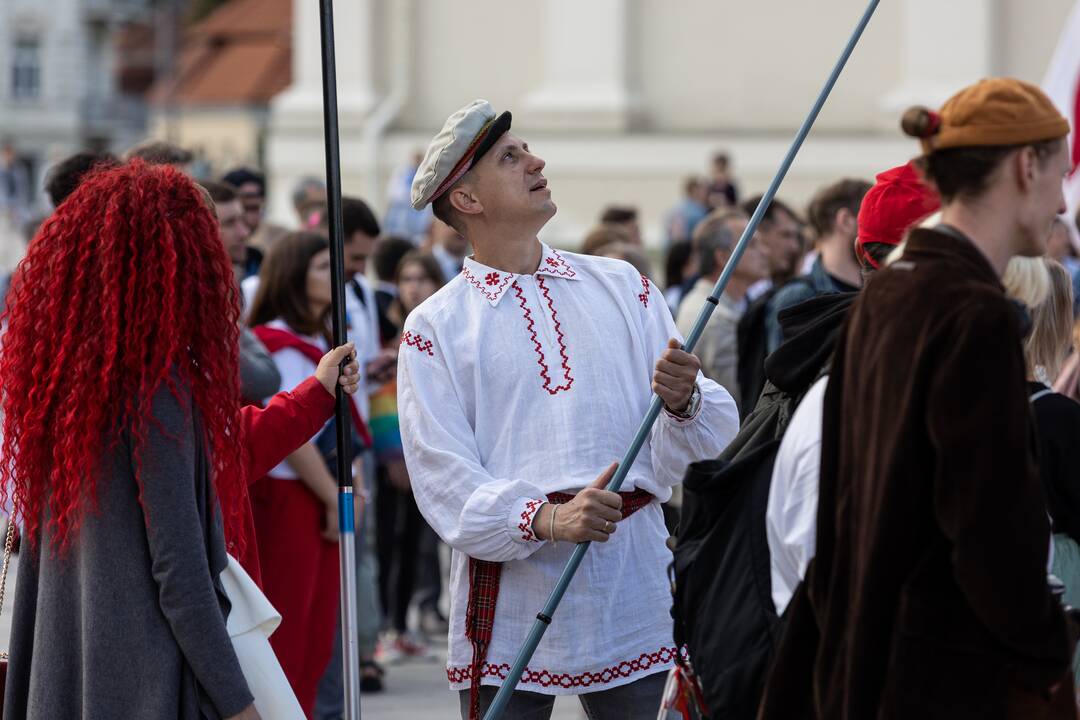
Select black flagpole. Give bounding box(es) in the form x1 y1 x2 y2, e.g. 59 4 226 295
318 1 362 718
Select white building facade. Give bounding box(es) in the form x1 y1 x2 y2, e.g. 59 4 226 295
0 0 151 208
261 0 1074 247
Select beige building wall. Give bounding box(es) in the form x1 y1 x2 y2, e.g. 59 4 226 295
999 0 1075 80
387 0 545 132
149 108 265 170
266 0 1078 251
632 0 904 133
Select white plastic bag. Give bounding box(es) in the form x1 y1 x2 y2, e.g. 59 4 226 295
220 555 305 720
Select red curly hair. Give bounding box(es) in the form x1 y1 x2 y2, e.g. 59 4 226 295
0 160 247 553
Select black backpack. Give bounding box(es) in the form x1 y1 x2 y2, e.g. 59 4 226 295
673 291 855 719
671 381 796 720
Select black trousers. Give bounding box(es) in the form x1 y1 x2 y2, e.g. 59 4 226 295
374 467 425 633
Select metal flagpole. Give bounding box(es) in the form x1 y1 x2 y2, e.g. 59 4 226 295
483 1 881 717
318 1 362 718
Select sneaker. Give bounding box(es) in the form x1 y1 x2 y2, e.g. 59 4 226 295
359 659 385 693
375 634 403 665
394 631 431 660
419 607 449 637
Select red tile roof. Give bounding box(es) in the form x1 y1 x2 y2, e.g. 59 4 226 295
150 0 292 106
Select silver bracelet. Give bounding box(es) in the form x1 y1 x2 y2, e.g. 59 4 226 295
549 504 558 547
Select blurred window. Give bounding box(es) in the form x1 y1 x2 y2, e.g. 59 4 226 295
12 36 41 99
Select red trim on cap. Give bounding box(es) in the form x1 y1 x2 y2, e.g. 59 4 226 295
430 117 496 203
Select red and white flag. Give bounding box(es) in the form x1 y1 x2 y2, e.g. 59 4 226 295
1043 0 1080 243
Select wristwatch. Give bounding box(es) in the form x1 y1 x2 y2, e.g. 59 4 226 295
667 384 701 420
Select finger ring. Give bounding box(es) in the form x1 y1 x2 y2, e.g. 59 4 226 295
605 521 614 533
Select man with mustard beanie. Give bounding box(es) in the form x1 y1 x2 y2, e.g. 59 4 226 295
761 77 1078 719
396 100 739 719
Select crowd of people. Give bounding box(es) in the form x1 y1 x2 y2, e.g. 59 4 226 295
0 136 473 719
2 74 1080 720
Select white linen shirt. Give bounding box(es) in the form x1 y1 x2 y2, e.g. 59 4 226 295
397 244 739 695
346 274 382 421
766 374 827 615
261 319 328 480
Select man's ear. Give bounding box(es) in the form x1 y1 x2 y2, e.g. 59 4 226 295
835 207 857 238
1015 146 1038 194
449 185 483 217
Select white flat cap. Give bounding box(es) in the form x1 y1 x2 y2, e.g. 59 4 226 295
411 99 512 210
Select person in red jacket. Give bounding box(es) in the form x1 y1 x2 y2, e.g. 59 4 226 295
236 341 361 586
248 230 372 715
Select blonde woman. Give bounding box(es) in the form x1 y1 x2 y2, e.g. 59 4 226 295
1052 318 1080 402
1004 256 1080 686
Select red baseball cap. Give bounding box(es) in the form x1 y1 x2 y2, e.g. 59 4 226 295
856 161 940 269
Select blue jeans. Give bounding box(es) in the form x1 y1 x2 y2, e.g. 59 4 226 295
457 670 668 720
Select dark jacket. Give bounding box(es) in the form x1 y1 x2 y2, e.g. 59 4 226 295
763 255 856 354
760 227 1077 720
1029 382 1080 545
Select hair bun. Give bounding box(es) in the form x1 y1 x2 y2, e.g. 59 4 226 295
901 107 941 139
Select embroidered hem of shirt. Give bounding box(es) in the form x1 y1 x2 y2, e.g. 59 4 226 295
446 645 679 694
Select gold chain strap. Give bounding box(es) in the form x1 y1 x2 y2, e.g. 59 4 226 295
0 514 17 661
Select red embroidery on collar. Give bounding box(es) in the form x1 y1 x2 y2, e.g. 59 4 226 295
400 330 435 356
485 272 501 286
638 274 650 307
462 266 512 302
513 281 574 395
447 646 680 688
541 249 576 278
517 499 545 543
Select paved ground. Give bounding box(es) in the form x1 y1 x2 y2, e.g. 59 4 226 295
364 640 584 719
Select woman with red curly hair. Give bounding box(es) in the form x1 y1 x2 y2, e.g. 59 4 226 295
0 160 355 720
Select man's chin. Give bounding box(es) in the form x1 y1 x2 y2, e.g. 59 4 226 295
533 193 557 215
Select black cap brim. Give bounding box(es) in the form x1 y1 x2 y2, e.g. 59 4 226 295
471 111 513 168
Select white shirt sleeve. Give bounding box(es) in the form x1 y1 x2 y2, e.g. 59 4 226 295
641 274 740 490
240 276 260 320
265 347 322 479
267 347 316 398
352 275 381 365
346 276 385 420
397 317 551 562
766 375 827 615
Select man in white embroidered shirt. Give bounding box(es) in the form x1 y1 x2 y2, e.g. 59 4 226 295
397 100 739 720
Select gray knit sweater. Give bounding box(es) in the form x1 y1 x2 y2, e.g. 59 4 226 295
3 382 253 719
